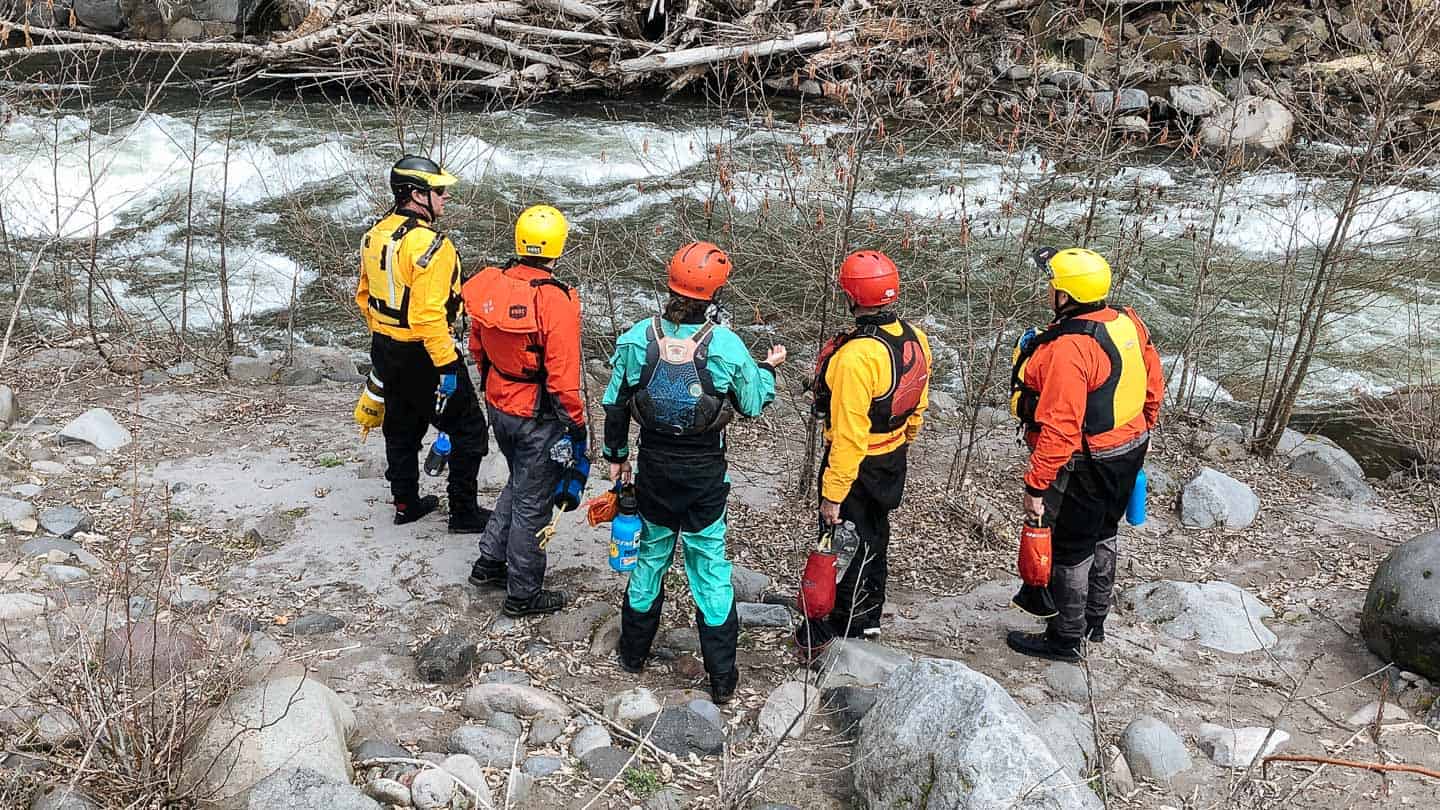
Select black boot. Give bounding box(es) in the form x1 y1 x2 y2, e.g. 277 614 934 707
394 495 439 525
468 556 507 588
697 604 740 705
449 503 492 534
1005 629 1081 663
1084 618 1106 643
617 590 664 674
794 617 837 664
503 588 570 618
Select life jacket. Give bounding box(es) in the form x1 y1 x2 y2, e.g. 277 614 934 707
626 317 735 437
1010 306 1148 436
462 262 572 387
360 215 460 331
812 319 931 435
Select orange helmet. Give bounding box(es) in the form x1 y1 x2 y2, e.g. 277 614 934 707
839 250 899 307
667 241 731 301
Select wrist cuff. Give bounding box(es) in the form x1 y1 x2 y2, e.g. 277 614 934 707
1024 484 1047 497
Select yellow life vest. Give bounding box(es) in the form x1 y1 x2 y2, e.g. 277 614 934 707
1010 307 1147 435
360 214 460 332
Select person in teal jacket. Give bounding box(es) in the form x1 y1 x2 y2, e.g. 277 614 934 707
602 241 786 704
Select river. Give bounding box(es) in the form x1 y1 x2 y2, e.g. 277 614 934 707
2 87 1438 416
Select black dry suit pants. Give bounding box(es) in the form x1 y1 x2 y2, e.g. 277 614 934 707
369 333 487 509
1042 437 1148 643
799 445 908 650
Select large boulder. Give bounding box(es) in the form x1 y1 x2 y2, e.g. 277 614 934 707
1169 84 1227 117
1180 467 1259 529
245 767 381 810
180 677 356 805
854 658 1101 809
817 639 916 687
1199 97 1294 150
1124 580 1277 653
72 0 125 30
1285 436 1374 503
1361 529 1440 680
1029 703 1096 780
58 408 132 451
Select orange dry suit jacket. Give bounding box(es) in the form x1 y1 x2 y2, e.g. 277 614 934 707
1019 306 1165 495
461 260 585 430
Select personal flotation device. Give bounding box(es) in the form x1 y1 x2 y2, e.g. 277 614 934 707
360 215 460 330
462 262 572 386
812 319 931 434
1010 306 1148 435
626 316 734 436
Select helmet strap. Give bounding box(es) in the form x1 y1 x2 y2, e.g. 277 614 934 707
706 287 727 325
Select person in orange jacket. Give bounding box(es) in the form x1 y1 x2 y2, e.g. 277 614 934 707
1006 247 1164 662
798 250 932 654
461 205 585 617
355 155 489 530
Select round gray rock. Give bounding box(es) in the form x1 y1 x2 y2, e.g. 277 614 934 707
39 506 91 538
1361 528 1440 680
1124 580 1276 653
1119 716 1191 783
448 725 522 767
30 787 99 810
245 767 380 809
415 633 476 684
1180 467 1258 529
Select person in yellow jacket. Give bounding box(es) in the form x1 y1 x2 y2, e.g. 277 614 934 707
800 250 932 652
356 155 489 530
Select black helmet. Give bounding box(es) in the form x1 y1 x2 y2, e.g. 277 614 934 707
389 155 458 198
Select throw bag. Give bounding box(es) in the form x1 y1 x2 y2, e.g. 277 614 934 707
798 528 838 619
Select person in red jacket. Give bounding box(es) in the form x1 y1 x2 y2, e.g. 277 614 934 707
461 205 585 617
1007 247 1164 662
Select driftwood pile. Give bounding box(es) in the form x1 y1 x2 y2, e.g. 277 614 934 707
1 0 969 100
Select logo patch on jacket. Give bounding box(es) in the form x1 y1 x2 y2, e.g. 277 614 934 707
508 304 528 320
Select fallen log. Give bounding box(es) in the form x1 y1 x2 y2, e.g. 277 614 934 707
418 1 529 24
615 29 858 74
425 23 584 71
529 0 612 23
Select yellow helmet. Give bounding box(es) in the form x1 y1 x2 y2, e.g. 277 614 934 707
1044 247 1111 303
515 205 569 259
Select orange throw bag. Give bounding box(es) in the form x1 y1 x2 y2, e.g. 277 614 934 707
1013 518 1058 618
586 489 619 527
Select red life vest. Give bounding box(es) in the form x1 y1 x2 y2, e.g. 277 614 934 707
812 319 930 434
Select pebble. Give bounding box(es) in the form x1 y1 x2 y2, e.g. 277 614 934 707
570 723 612 758
523 755 563 777
40 564 89 586
363 777 410 805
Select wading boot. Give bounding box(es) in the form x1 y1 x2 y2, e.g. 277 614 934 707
394 495 439 525
1084 619 1106 643
449 504 492 535
1005 629 1081 663
617 590 664 674
503 588 570 618
697 603 740 705
467 556 507 589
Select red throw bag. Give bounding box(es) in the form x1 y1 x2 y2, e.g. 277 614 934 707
1018 521 1053 587
797 529 838 619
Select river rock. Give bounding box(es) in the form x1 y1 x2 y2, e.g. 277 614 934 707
352 738 409 761
1119 716 1191 783
822 685 878 736
410 767 455 809
1199 97 1294 150
228 355 277 382
1125 580 1277 653
524 755 563 776
281 366 324 386
1044 663 1091 703
539 601 616 643
30 460 67 476
1347 701 1409 726
529 710 568 744
1196 724 1288 768
168 584 218 611
1044 69 1093 92
415 632 475 684
1180 467 1259 529
633 706 724 756
290 612 345 635
759 681 815 739
96 621 200 679
462 682 569 720
58 408 132 451
448 725 522 767
570 723 612 758
1361 528 1440 680
506 770 534 804
362 778 410 805
580 746 633 782
588 614 622 657
1 496 36 530
738 602 792 628
293 346 364 383
1030 703 1096 779
1286 436 1374 502
247 767 380 810
181 677 355 805
1169 84 1226 117
30 786 100 810
1092 88 1149 115
605 687 661 724
479 668 530 686
0 593 49 620
41 564 89 586
817 638 916 687
0 385 16 427
39 506 91 537
730 564 771 602
855 658 1100 809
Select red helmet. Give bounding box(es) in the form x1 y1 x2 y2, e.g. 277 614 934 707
838 250 900 307
667 241 731 301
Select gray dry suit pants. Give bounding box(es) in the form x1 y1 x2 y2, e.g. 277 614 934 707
477 407 565 600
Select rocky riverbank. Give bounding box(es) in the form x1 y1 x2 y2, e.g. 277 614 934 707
4 1 1439 157
1 344 1438 808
